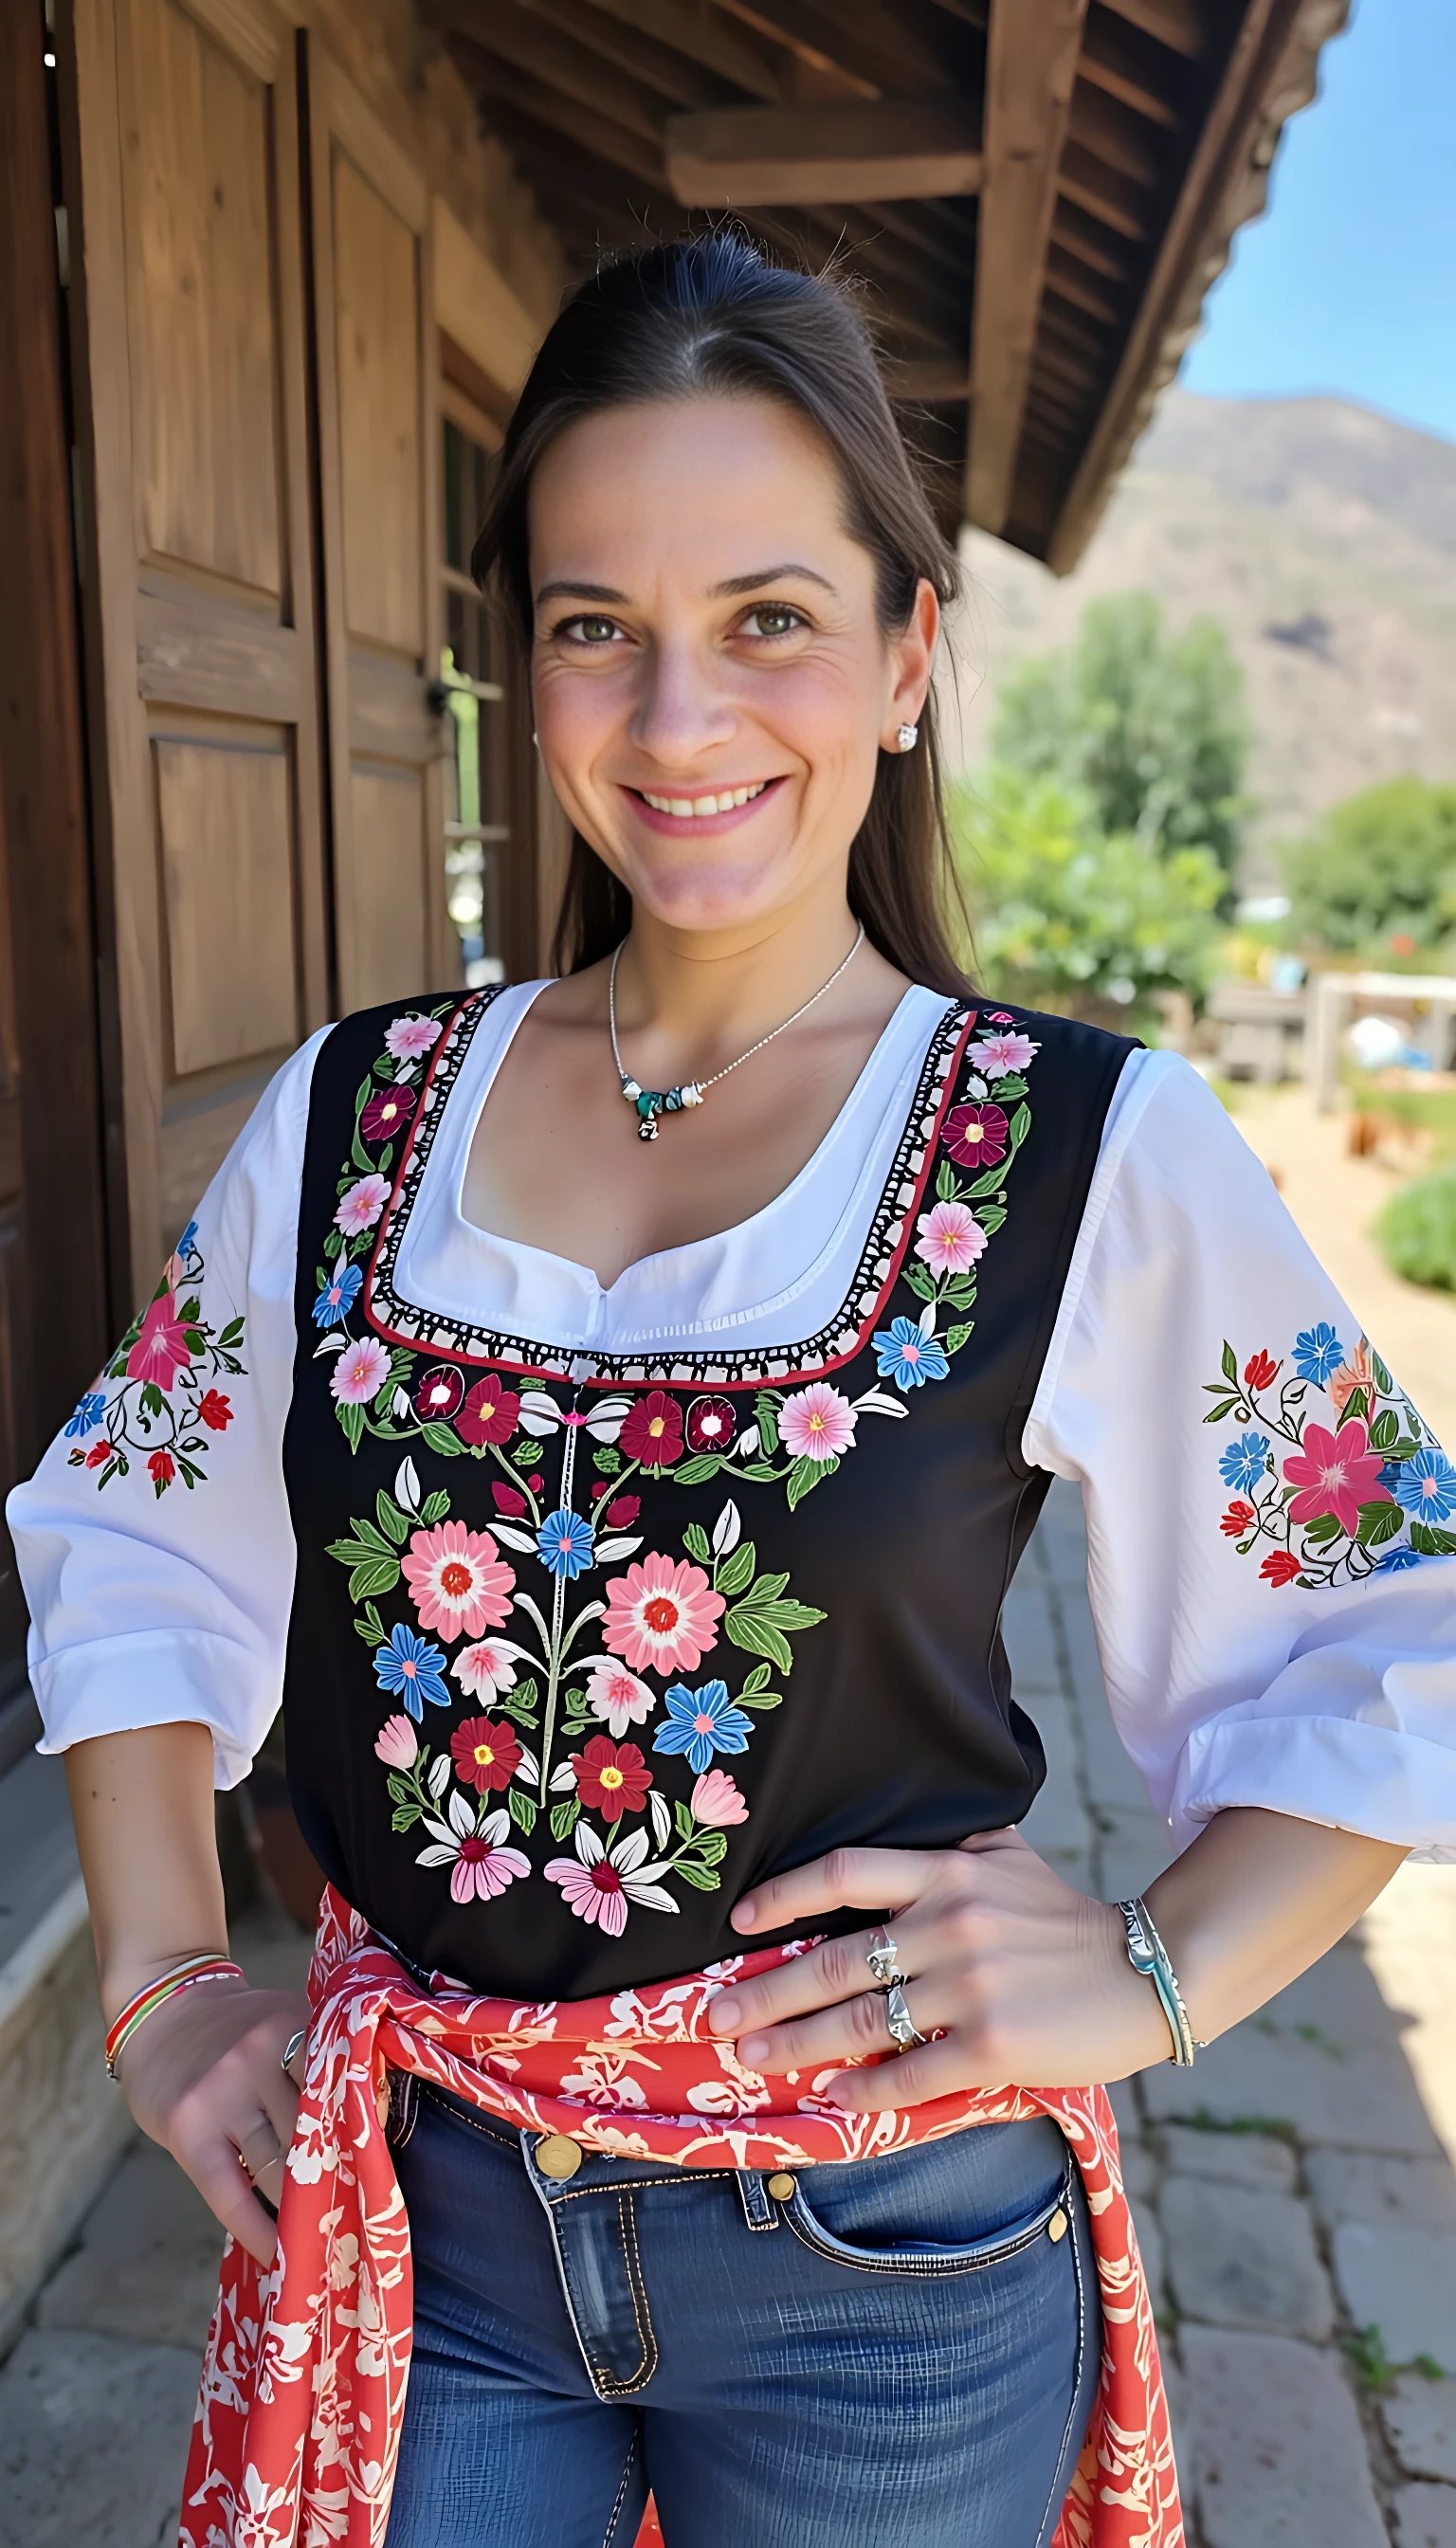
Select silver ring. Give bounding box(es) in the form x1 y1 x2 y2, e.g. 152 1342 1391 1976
865 1928 906 1989
281 2027 307 2081
884 1982 926 2051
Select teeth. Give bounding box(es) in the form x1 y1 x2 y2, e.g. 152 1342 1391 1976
640 781 769 817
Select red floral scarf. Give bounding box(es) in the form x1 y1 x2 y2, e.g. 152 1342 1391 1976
178 1887 1182 2547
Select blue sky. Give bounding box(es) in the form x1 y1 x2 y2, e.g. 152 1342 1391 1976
1180 0 1456 444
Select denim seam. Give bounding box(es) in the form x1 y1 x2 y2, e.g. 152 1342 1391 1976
547 2169 741 2203
601 2428 641 2548
1033 2164 1092 2548
778 2177 1067 2279
596 2190 659 2397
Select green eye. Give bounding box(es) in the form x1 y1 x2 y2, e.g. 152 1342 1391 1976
744 604 804 639
573 614 619 644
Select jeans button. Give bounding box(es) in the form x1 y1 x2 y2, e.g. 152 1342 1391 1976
767 2172 797 2200
536 2134 584 2180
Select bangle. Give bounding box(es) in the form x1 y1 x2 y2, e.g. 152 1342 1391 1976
1117 1897 1205 2067
104 1954 246 2079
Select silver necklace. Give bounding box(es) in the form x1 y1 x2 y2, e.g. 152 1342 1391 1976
609 921 865 1141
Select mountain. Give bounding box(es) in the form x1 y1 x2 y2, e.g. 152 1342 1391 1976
947 391 1456 883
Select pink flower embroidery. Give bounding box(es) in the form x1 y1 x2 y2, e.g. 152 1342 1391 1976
1282 1420 1392 1539
126 1291 191 1392
914 1200 987 1276
582 1660 656 1738
777 1383 856 1465
331 1337 391 1406
1329 1339 1374 1417
986 1010 1015 1026
384 1015 443 1063
691 1769 749 1828
544 1822 676 1938
417 1794 529 1903
451 1639 519 1698
601 1553 724 1676
374 1715 419 1768
359 1086 414 1144
335 1175 391 1237
975 1031 1039 1079
944 1101 1009 1171
402 1520 515 1642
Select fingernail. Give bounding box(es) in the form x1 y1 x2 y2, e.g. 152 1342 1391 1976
732 1901 755 1930
821 2078 852 2107
708 1995 741 2032
738 2033 771 2066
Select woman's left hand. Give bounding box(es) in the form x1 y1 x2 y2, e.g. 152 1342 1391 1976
706 1829 1174 2107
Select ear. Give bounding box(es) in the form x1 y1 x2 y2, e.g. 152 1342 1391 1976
882 579 940 751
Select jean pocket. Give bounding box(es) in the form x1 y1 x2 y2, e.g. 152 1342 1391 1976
780 2128 1073 2279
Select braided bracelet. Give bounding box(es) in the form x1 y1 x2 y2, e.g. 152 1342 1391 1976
1117 1897 1206 2067
104 1954 246 2079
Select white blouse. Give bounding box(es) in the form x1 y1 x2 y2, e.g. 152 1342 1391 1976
9 983 1456 1860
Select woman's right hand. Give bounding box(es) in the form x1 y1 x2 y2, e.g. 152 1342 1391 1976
114 1977 310 2266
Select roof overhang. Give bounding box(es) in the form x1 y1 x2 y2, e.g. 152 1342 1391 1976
425 0 1351 572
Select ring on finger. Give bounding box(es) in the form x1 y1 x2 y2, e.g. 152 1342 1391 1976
884 1981 926 2051
238 2121 282 2182
865 1927 907 1990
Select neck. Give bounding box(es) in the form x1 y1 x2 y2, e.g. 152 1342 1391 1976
610 890 865 1057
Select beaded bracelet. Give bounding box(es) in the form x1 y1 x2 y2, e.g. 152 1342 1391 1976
1117 1897 1205 2067
104 1954 246 2079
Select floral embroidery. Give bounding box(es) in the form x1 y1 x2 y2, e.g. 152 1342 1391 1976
66 1222 246 1495
1207 1330 1455 1583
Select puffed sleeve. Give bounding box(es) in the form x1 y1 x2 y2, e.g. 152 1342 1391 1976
6 1028 331 1789
1024 1049 1456 1863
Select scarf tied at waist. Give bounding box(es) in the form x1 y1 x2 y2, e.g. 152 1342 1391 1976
178 1884 1182 2548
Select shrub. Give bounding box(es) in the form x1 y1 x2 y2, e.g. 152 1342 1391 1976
1376 1169 1456 1293
1282 778 1456 957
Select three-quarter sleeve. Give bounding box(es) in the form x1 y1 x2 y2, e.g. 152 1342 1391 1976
1025 1050 1456 1863
7 1029 329 1789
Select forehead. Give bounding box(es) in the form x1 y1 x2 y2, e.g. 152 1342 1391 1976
527 393 857 588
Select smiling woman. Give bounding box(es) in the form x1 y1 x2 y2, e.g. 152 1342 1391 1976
7 232 1456 2548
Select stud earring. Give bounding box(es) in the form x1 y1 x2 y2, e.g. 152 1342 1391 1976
896 722 919 753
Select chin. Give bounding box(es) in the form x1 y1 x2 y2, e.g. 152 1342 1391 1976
615 844 804 935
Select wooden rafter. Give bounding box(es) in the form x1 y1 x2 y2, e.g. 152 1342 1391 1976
1097 0 1203 61
966 0 1088 535
448 38 664 183
433 0 664 142
491 0 734 112
717 0 961 99
665 99 983 205
578 0 782 100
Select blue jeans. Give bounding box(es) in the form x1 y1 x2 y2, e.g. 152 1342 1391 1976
382 2078 1101 2548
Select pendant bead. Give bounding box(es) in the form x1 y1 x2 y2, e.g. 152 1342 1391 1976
679 1083 703 1107
621 1079 642 1102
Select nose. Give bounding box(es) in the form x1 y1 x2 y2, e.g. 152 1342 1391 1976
629 637 737 769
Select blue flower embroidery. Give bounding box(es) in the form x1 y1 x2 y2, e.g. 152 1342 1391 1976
1391 1447 1456 1526
1218 1431 1270 1496
537 1508 596 1579
176 1219 199 1259
653 1680 754 1775
64 1391 108 1439
1293 1322 1344 1387
872 1315 951 1392
373 1623 449 1719
1374 1544 1426 1572
312 1262 363 1328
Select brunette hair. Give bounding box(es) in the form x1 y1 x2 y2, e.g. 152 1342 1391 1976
471 232 971 993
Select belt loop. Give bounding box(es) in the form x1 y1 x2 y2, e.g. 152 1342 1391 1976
737 2170 779 2231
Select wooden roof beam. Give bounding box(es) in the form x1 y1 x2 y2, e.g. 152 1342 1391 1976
966 0 1088 536
577 0 782 102
664 100 983 205
717 0 962 100
447 38 664 183
1096 0 1203 60
432 0 663 142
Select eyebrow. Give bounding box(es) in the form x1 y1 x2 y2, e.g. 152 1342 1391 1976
533 562 838 609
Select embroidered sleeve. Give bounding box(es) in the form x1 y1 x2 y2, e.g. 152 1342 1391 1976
6 1030 328 1788
1025 1051 1456 1863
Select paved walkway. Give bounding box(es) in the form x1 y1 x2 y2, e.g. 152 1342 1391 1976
2 1483 1454 2545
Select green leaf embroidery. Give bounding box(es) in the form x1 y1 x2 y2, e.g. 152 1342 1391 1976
1221 1340 1238 1386
714 1540 756 1596
1301 1512 1343 1546
1410 1521 1456 1556
672 1861 721 1891
420 1421 464 1458
421 1487 451 1525
724 1590 827 1674
508 1789 537 1836
375 1491 411 1547
944 1322 974 1356
549 1799 581 1843
1355 1501 1403 1548
786 1454 836 1510
935 1157 960 1204
899 1262 937 1302
673 1798 696 1841
1336 1387 1370 1429
674 1454 724 1484
741 1661 774 1693
682 1521 713 1565
1369 1408 1399 1452
1372 1350 1394 1396
1203 1399 1240 1425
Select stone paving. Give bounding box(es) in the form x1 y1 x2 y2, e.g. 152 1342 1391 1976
1 1479 1454 2544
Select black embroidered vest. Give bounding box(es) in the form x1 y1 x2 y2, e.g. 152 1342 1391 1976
282 992 1135 1999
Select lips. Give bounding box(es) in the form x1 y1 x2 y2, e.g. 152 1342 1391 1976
636 779 770 818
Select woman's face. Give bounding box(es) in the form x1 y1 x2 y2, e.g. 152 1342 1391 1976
527 393 937 935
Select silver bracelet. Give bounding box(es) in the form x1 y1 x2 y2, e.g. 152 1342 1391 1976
1118 1897 1205 2066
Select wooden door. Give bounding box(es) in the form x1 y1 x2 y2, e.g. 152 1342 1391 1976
308 47 451 1012
66 0 329 1302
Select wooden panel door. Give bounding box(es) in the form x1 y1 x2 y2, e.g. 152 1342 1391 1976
66 0 328 1302
308 48 451 1012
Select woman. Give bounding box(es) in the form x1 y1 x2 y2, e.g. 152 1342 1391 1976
11 236 1455 2548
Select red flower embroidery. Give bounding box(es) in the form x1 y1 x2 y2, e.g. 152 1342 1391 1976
491 1481 528 1519
571 1735 652 1822
1260 1551 1303 1587
1283 1420 1392 1539
449 1715 522 1793
198 1390 233 1432
618 1390 683 1468
457 1378 520 1447
684 1394 736 1454
412 1364 464 1424
1220 1500 1255 1538
359 1086 415 1145
604 1495 640 1529
1244 1351 1280 1392
83 1440 113 1469
148 1449 175 1491
944 1101 1009 1171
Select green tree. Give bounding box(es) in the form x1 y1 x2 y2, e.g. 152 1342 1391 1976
992 592 1248 874
1281 778 1456 956
950 767 1225 1031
